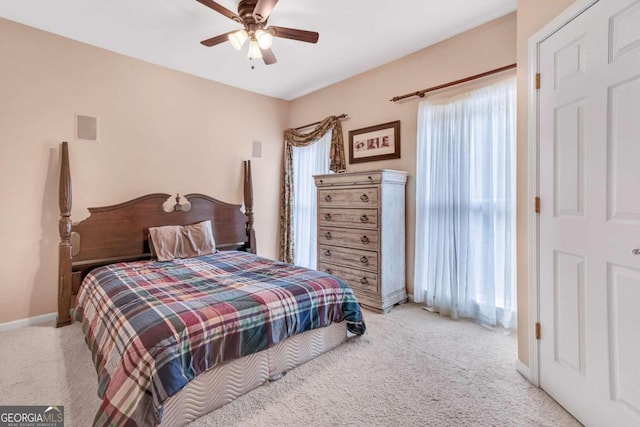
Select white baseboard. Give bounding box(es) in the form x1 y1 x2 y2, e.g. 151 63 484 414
516 359 532 383
407 293 415 303
0 312 57 332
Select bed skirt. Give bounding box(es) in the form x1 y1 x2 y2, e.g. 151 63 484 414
160 321 348 426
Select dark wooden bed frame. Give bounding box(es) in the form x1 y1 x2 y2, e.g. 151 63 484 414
56 141 257 327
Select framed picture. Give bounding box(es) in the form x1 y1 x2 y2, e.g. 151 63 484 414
348 120 401 164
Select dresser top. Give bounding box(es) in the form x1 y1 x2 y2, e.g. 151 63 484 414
314 169 407 186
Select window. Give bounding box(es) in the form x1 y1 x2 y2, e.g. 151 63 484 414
413 76 516 328
291 131 332 268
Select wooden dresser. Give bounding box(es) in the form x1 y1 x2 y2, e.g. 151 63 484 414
314 170 407 313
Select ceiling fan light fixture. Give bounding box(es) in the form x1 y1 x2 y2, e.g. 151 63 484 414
248 40 263 59
228 29 248 50
255 29 274 49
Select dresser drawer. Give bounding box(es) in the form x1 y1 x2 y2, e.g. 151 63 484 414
315 172 383 187
319 227 378 251
318 245 378 272
318 188 378 207
319 262 379 294
318 207 378 229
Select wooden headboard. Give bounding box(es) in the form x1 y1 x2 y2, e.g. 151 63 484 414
56 141 257 327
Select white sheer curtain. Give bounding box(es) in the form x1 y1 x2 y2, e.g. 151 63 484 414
291 130 332 269
413 76 517 328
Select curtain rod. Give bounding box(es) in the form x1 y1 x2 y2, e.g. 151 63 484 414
293 113 348 131
390 63 517 103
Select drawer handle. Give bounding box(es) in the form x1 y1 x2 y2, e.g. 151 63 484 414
360 194 369 202
324 194 332 202
324 213 332 221
360 256 368 264
360 215 369 223
361 235 369 243
324 249 331 256
360 277 369 285
326 268 333 275
325 232 332 240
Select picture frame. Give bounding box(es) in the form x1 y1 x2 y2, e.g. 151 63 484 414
348 120 401 164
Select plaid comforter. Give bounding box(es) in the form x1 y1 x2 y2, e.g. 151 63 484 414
74 251 365 427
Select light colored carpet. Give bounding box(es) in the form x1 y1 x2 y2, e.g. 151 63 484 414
0 304 580 427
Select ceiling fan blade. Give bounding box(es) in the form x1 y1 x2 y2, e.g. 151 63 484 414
261 47 277 65
253 0 278 23
200 31 234 47
196 0 241 22
269 26 319 44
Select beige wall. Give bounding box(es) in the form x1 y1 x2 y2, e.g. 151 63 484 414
516 0 576 365
0 18 288 323
289 13 517 297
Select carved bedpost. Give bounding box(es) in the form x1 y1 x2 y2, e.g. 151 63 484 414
243 160 257 254
57 141 73 327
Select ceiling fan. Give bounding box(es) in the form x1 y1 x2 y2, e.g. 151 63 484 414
196 0 319 65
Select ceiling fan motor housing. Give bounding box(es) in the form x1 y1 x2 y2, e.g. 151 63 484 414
239 0 260 23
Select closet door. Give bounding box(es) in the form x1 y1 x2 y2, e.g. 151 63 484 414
538 0 640 425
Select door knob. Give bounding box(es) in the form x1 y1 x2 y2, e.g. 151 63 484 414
633 249 640 255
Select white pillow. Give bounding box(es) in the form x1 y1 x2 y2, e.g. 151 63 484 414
148 220 216 262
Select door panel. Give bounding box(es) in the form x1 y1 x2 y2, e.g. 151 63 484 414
554 100 585 217
608 264 640 416
609 2 640 62
607 75 640 222
553 251 586 376
554 37 586 89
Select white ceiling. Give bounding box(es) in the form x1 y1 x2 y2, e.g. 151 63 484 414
0 0 517 100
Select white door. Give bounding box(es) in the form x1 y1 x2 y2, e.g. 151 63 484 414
538 0 640 425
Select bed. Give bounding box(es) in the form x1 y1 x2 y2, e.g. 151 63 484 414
55 142 366 426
